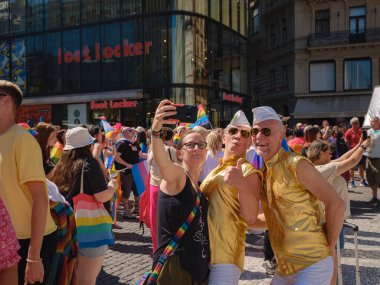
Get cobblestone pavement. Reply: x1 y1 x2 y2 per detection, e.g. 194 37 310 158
98 184 380 285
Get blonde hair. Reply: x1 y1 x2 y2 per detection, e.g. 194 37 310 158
192 126 210 138
206 131 223 156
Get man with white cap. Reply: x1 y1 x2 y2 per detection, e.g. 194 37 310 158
252 106 344 285
364 111 380 206
201 110 261 285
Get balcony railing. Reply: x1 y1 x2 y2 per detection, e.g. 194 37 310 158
308 28 380 47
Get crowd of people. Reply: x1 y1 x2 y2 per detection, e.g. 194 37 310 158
1 78 379 285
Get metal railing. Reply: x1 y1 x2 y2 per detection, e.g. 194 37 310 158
308 28 380 46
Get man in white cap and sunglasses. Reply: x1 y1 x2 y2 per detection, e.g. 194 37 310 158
251 106 344 285
201 110 261 285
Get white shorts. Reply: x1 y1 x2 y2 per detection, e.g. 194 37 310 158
209 263 241 285
271 256 334 285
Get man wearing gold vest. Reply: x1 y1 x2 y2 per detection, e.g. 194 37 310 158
201 111 261 285
251 106 344 285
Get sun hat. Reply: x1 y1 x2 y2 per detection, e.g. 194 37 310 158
227 110 251 129
252 106 282 125
63 127 96 151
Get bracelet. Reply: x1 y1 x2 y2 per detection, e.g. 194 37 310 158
26 258 42 263
151 128 166 139
361 144 367 150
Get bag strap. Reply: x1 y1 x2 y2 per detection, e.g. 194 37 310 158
147 171 201 284
80 163 85 194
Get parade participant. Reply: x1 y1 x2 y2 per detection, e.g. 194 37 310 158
0 80 57 285
150 100 210 284
287 128 305 155
35 122 58 175
306 138 371 285
88 125 108 178
345 117 368 187
252 106 344 285
49 127 118 285
201 110 261 285
199 131 224 182
365 114 380 206
321 120 332 141
147 127 180 253
50 129 66 165
114 127 147 218
301 125 320 156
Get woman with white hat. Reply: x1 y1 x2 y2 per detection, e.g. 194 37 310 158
49 127 118 285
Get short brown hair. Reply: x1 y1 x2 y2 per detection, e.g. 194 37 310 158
307 140 330 162
0 80 23 108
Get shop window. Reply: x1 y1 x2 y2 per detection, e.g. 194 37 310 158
121 0 142 16
62 0 79 27
81 0 101 23
62 30 80 92
102 0 120 19
27 0 44 32
10 0 25 32
81 27 101 91
45 0 61 29
0 0 9 35
310 61 335 92
0 41 10 80
349 6 366 43
27 35 45 95
101 23 122 90
210 0 220 21
122 19 143 88
45 32 61 93
344 58 371 90
315 9 329 37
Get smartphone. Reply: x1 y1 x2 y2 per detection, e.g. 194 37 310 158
362 130 368 140
165 104 198 123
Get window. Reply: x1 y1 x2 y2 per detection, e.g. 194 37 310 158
270 69 275 89
45 0 61 29
349 6 366 42
10 0 26 32
222 0 230 27
282 19 287 43
62 30 80 91
210 0 220 21
281 65 288 87
27 0 44 31
315 9 329 37
0 0 9 34
270 25 275 48
310 62 335 92
81 0 101 23
252 7 260 34
62 0 79 26
81 27 101 90
344 58 371 90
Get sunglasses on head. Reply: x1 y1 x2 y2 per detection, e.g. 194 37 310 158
227 127 252 138
252 127 272 137
182 142 207 150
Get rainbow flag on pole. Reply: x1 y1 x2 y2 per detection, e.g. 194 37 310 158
131 160 149 196
194 104 210 126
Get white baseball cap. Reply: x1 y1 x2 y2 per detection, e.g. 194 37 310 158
63 127 96 151
227 110 251 129
252 106 282 125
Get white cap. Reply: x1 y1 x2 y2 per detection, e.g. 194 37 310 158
252 106 282 125
227 110 251 129
63 127 96 151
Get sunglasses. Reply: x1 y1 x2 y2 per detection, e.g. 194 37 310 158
227 127 252 138
182 142 207 150
252 127 272 137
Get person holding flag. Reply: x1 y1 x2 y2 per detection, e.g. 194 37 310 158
201 110 261 285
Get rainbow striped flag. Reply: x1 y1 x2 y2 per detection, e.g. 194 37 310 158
131 160 149 196
99 116 114 133
173 133 181 145
179 105 210 128
50 143 63 165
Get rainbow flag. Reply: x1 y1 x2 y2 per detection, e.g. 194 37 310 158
173 133 181 145
194 104 210 126
105 155 114 170
131 160 149 196
50 143 63 165
99 116 114 133
18 123 38 136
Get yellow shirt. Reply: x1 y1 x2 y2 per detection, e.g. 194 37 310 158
0 125 56 239
201 156 260 271
262 148 330 276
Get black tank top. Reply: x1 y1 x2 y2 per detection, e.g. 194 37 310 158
153 176 210 282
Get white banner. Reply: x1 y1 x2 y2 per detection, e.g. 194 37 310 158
363 86 380 128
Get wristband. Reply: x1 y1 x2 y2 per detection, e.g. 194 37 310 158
26 258 42 263
151 128 166 139
361 144 366 150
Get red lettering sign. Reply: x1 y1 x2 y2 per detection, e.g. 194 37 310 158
223 93 243 104
58 40 153 64
90 100 137 110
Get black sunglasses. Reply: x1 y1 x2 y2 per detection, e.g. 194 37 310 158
227 127 252 138
252 127 272 137
182 142 207 150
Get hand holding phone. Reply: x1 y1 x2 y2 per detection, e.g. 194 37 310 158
362 130 368 140
165 104 198 123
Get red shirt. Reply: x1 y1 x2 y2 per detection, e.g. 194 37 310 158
345 127 362 149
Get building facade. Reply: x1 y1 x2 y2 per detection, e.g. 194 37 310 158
0 0 250 128
249 0 380 124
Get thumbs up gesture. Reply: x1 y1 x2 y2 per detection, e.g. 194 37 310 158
224 158 244 188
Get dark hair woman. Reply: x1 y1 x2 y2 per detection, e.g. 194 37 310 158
49 127 118 285
301 125 321 157
35 122 57 174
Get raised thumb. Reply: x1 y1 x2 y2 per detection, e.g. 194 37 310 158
236 158 244 169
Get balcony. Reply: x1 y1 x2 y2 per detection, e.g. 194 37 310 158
308 28 380 47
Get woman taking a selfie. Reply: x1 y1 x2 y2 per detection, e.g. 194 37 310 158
148 100 210 284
